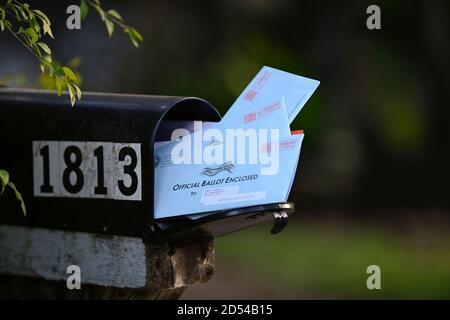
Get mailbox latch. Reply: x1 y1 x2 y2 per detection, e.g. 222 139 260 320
270 211 289 235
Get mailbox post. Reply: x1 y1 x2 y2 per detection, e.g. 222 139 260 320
0 88 293 299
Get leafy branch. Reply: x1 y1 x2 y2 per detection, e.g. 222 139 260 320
0 0 143 217
84 0 143 47
0 0 143 107
0 170 26 216
0 0 81 106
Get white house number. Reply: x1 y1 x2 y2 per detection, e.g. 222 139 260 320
32 141 142 201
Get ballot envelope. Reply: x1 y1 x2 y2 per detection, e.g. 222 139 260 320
153 66 319 220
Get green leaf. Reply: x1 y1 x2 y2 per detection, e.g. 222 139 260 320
80 0 89 20
7 181 26 217
42 20 54 39
40 63 45 75
30 17 41 36
32 43 42 58
0 169 10 195
54 65 65 78
55 77 63 96
74 84 82 100
62 67 77 81
0 170 26 216
43 54 52 64
105 18 114 37
28 10 35 21
67 84 76 107
25 27 38 43
130 27 143 41
37 42 51 55
125 27 143 48
48 64 54 76
3 20 12 31
0 8 5 20
15 4 28 20
32 9 51 25
107 9 123 21
0 20 4 32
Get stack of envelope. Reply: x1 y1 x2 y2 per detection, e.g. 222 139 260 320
154 66 319 219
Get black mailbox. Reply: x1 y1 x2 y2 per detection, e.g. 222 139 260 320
0 88 294 239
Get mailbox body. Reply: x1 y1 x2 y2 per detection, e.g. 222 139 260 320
0 88 221 237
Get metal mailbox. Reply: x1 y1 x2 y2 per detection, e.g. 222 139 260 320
0 88 293 240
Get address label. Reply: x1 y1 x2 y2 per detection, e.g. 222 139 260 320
32 141 142 201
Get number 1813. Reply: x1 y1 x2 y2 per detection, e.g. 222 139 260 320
32 141 142 201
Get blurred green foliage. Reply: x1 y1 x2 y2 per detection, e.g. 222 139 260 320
217 221 450 298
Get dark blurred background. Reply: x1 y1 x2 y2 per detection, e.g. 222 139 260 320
1 0 449 298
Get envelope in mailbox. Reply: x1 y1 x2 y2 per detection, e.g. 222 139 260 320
154 133 304 219
153 66 319 219
222 66 319 124
203 96 291 136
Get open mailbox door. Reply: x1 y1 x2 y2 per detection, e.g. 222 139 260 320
0 88 295 241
